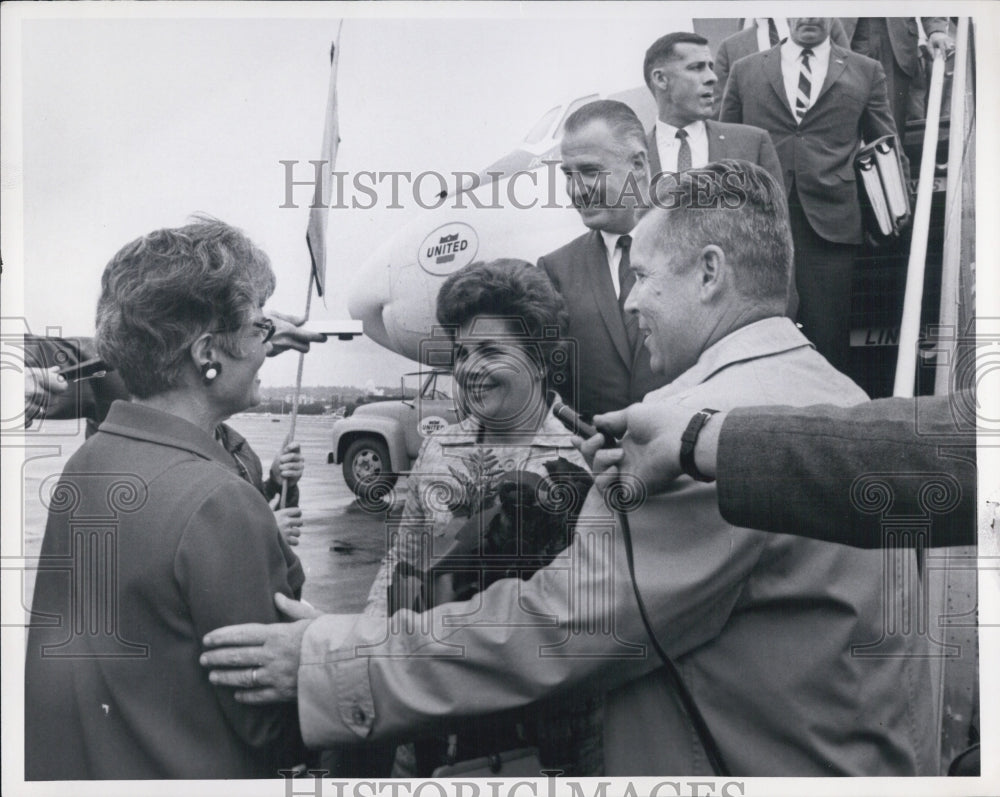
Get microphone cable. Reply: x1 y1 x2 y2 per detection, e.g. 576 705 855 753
612 490 731 777
551 396 731 776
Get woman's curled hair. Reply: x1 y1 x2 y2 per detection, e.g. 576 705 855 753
436 259 570 395
95 217 275 398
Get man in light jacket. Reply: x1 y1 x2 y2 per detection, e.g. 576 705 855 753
201 162 936 776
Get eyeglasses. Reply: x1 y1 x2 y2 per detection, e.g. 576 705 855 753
252 318 276 343
211 317 275 343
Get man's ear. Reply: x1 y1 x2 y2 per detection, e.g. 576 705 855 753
697 245 726 300
650 65 670 93
631 149 650 180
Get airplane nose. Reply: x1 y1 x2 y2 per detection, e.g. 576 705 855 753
344 170 584 364
347 237 395 351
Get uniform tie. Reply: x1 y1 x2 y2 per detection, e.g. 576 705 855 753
795 47 814 122
675 128 692 172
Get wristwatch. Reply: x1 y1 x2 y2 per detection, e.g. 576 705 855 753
680 408 719 482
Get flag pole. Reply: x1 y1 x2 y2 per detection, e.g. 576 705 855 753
279 271 315 508
279 24 343 508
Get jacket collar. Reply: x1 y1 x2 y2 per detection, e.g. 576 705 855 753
215 422 248 456
98 400 237 470
659 317 814 395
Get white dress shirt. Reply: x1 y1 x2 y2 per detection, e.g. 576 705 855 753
754 17 789 52
599 229 628 298
654 119 709 174
780 35 831 121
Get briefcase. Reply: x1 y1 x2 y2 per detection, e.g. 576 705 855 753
854 134 911 238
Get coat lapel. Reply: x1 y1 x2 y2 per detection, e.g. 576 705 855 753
646 127 662 177
762 46 795 122
704 119 727 160
584 231 632 368
812 43 849 108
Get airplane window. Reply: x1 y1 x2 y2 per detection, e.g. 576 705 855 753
523 105 561 145
554 94 600 139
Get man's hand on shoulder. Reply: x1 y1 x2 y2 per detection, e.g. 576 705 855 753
200 594 321 703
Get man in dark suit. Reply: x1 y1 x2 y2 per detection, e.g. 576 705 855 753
588 393 975 549
713 19 849 112
642 31 783 186
537 100 665 419
721 17 902 371
840 17 952 137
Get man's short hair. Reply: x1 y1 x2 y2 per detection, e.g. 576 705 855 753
648 160 792 302
561 99 647 156
643 32 709 90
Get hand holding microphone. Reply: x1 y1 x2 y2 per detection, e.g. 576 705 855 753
559 395 724 498
551 397 625 498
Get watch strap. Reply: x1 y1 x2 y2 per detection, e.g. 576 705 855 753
680 408 719 482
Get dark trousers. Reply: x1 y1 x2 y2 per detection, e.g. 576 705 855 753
787 187 857 372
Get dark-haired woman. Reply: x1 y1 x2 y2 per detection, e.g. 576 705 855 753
364 259 603 777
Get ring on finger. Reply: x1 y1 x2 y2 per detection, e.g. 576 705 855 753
250 668 258 688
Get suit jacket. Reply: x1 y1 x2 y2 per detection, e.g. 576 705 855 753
714 19 849 112
841 17 950 77
537 230 666 418
645 118 783 186
717 393 976 548
720 42 899 245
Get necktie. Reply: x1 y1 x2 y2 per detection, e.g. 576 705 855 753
767 18 780 47
617 235 634 309
795 48 813 122
617 235 639 352
676 128 692 172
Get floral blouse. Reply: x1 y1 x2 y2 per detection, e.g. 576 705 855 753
364 408 588 618
362 408 603 777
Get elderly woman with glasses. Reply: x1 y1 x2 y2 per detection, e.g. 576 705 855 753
25 218 308 780
22 332 309 545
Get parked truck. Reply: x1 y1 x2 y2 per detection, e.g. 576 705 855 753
327 370 458 500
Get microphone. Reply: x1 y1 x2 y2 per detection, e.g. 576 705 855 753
550 395 618 449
